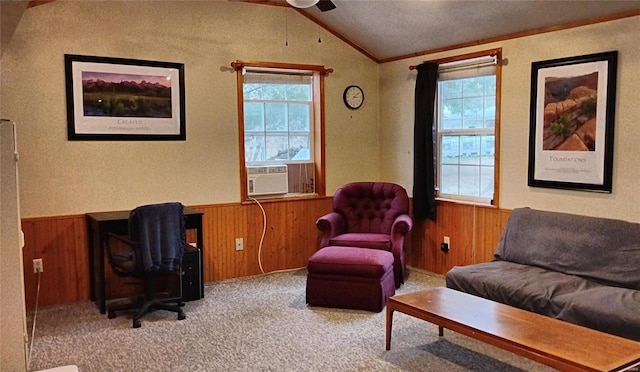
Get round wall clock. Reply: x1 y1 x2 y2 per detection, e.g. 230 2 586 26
343 85 364 110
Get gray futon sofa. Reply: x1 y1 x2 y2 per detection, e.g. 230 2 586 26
446 207 640 341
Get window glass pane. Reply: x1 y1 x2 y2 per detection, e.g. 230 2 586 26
459 164 480 196
441 80 462 99
460 136 480 165
288 103 310 131
265 103 286 131
440 164 459 195
286 84 311 101
480 135 495 165
480 166 494 199
463 78 483 97
245 134 265 162
442 98 462 130
244 103 264 131
484 75 496 95
484 98 496 128
289 135 310 160
441 136 459 164
265 134 289 160
244 83 264 100
440 80 462 130
462 97 483 129
263 84 286 100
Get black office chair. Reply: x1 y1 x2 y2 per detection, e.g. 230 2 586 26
105 202 187 328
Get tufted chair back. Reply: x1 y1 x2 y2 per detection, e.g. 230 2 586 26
333 182 409 234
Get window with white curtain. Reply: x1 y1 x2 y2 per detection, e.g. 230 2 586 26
436 53 500 205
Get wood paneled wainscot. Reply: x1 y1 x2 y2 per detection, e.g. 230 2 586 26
407 201 511 275
21 197 333 308
22 215 90 310
21 197 511 309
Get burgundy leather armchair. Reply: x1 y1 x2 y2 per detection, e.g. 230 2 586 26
316 182 413 287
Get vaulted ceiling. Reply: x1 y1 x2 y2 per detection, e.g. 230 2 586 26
254 0 640 62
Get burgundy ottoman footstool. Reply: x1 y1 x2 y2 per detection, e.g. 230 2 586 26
306 246 395 312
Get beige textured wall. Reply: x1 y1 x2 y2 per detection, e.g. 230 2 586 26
380 16 640 222
0 1 380 218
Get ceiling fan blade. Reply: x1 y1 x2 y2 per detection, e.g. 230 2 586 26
316 0 336 12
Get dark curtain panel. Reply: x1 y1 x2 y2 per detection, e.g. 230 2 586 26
413 63 438 220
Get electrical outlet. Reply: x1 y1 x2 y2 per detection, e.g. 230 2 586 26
441 236 451 253
33 258 43 273
440 242 449 252
235 237 244 251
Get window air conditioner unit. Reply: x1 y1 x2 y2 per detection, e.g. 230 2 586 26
247 165 288 196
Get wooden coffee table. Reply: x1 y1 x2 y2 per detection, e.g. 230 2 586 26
386 287 640 372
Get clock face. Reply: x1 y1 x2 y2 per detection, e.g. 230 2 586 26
343 85 364 109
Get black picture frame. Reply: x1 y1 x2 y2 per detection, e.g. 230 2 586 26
527 51 617 193
65 54 185 141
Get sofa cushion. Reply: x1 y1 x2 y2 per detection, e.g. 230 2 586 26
329 233 391 250
446 261 590 316
494 208 640 290
554 286 640 341
447 261 640 341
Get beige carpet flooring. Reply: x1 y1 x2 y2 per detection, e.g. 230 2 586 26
28 268 555 371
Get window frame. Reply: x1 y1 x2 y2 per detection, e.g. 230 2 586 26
234 61 327 202
434 49 502 207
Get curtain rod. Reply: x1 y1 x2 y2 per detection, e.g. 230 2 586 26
231 60 333 75
409 54 498 71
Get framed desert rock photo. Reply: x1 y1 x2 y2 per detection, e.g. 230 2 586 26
528 51 617 192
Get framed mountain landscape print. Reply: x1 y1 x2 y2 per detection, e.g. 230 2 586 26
65 54 185 141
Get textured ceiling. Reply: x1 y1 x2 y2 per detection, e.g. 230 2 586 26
298 0 640 62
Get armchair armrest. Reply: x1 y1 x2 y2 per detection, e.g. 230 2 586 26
316 212 346 248
391 214 412 235
390 214 413 256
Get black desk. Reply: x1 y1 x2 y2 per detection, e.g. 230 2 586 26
86 207 204 314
